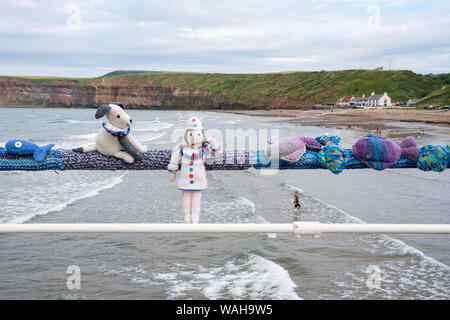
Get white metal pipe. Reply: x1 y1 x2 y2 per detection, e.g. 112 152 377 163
319 223 450 234
0 223 294 234
0 222 449 235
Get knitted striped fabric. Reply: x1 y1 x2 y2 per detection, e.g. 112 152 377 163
1 137 448 172
0 149 63 171
0 149 446 171
316 135 340 147
417 145 449 172
352 134 401 170
62 149 253 171
316 135 347 174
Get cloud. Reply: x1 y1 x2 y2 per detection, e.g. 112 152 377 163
0 0 448 76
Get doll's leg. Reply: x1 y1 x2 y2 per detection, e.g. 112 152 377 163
182 191 192 223
190 191 202 224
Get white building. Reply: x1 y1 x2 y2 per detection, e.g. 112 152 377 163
336 96 354 107
350 94 368 107
334 92 392 108
367 91 392 107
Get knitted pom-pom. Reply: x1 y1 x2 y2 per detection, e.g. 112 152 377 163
399 136 419 162
417 145 449 172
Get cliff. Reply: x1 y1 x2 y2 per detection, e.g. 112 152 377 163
0 77 215 109
0 70 446 109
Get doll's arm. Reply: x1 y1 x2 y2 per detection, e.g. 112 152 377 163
168 147 182 180
206 137 221 158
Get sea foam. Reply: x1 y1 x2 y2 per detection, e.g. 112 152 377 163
282 182 450 299
1 173 126 224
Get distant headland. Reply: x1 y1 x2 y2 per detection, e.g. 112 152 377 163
0 69 448 109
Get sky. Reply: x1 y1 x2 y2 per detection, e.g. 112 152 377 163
0 0 449 77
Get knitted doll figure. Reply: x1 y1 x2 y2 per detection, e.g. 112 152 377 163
168 117 221 223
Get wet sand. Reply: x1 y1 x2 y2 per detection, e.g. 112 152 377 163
220 108 450 135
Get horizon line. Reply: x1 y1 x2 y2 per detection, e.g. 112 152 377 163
0 68 438 79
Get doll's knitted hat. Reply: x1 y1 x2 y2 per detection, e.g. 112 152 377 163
186 116 203 130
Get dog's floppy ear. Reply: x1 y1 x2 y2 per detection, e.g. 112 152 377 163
95 104 112 119
110 101 125 109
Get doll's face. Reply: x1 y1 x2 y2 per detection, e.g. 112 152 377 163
185 129 204 148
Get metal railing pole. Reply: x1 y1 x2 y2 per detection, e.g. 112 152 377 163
0 222 449 236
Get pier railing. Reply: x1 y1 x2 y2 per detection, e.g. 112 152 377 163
1 222 449 237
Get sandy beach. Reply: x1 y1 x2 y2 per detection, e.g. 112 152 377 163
221 108 450 135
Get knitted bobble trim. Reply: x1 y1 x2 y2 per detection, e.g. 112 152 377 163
102 122 131 137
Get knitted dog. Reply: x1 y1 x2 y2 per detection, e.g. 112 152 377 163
73 102 147 163
168 116 220 223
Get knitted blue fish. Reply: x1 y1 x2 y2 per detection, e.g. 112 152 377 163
5 139 54 162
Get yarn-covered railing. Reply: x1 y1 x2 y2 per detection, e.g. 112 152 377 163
0 134 448 173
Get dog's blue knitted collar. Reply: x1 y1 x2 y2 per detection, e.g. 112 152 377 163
102 122 131 137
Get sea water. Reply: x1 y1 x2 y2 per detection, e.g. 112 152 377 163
0 107 448 299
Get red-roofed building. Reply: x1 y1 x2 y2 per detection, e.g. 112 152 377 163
336 96 354 107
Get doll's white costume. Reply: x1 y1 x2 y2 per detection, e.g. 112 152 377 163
168 117 220 223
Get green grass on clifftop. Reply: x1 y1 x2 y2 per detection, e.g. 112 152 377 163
2 69 448 108
93 69 445 107
417 85 449 106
